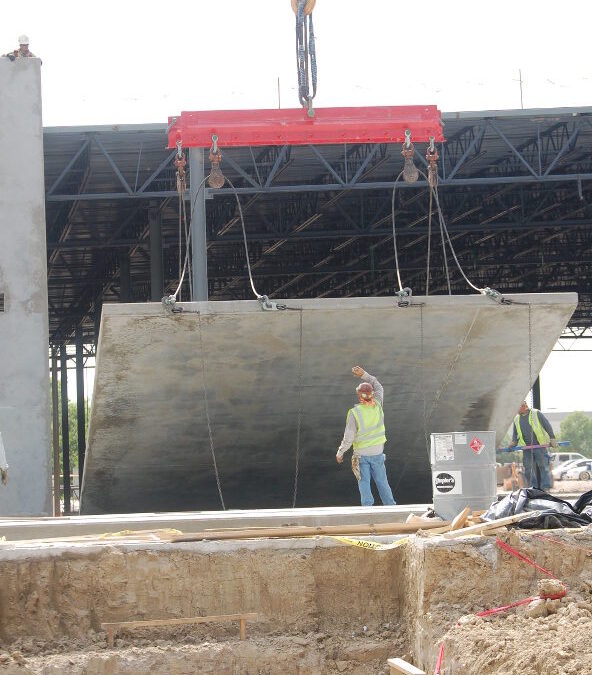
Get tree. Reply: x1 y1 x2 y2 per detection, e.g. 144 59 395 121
49 381 89 474
559 411 592 458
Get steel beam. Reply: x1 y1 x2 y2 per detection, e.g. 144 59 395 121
45 171 592 201
60 344 71 515
51 350 61 516
76 327 86 484
119 251 131 302
168 106 444 148
149 207 164 301
189 148 208 300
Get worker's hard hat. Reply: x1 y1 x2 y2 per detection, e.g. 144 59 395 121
18 35 29 45
356 382 374 400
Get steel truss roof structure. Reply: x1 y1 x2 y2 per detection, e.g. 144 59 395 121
44 107 592 345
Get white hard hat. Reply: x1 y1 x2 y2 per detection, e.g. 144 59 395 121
18 35 29 45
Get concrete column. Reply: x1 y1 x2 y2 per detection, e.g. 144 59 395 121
119 252 131 302
149 207 163 301
75 327 86 484
60 344 71 515
94 295 102 347
51 349 61 516
0 57 51 514
189 148 208 300
532 376 541 410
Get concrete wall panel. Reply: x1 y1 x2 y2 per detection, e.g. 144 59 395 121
81 294 576 513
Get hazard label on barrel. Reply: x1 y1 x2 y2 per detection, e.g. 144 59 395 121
470 437 484 454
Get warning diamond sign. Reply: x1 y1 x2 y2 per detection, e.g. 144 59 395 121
470 437 484 454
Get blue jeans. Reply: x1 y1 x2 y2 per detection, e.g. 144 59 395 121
357 454 396 506
523 448 552 490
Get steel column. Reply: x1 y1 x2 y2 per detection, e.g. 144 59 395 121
119 252 131 302
51 349 61 516
75 327 86 484
149 207 164 301
532 376 541 410
189 147 208 300
60 344 71 515
94 295 102 346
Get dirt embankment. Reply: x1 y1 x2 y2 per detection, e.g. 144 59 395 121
1 528 591 674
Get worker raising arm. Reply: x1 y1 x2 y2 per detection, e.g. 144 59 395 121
336 366 396 506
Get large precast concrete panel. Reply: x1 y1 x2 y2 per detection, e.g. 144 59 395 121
0 58 51 514
81 293 576 514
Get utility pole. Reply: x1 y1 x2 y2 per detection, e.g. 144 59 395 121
516 69 524 109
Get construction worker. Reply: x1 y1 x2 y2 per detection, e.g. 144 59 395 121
0 432 8 485
336 366 396 506
509 401 557 490
3 35 36 61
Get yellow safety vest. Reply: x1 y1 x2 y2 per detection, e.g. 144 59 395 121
348 402 387 451
513 409 549 447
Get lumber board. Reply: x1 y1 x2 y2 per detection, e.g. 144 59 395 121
450 505 471 531
387 657 426 674
171 520 451 542
442 512 533 539
101 612 258 647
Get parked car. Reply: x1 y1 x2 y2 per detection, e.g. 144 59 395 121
549 452 585 467
563 461 592 481
552 458 584 480
554 458 592 481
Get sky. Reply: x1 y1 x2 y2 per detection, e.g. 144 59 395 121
3 0 591 126
5 0 591 411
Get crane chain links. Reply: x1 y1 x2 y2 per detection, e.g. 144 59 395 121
295 0 318 115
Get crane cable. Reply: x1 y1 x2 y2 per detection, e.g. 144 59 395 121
294 0 318 114
390 164 487 297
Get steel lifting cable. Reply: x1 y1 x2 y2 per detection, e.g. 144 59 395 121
171 175 209 302
430 184 483 295
197 309 226 510
176 146 304 507
425 190 433 295
390 171 406 294
224 176 264 300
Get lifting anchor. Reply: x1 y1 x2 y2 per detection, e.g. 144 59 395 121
207 134 225 189
426 137 438 188
401 130 419 184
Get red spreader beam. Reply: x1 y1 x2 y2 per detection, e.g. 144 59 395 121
167 105 444 149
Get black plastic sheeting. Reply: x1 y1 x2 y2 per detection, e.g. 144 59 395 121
483 488 592 529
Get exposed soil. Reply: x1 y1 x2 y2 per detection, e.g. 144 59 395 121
0 527 591 674
440 584 592 674
0 631 406 674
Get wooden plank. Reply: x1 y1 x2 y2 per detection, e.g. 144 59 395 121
172 520 451 543
101 612 258 646
387 657 426 674
450 506 471 531
442 511 533 539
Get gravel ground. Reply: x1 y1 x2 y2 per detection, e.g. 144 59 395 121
550 479 592 494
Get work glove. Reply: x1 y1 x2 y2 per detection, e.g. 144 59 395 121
549 438 558 448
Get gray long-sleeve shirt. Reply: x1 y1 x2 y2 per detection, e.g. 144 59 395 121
0 432 8 471
511 408 555 446
337 372 385 458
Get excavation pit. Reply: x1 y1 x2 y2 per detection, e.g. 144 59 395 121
1 523 591 674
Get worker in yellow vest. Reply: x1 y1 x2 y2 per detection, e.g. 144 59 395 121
509 400 557 490
336 366 396 506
